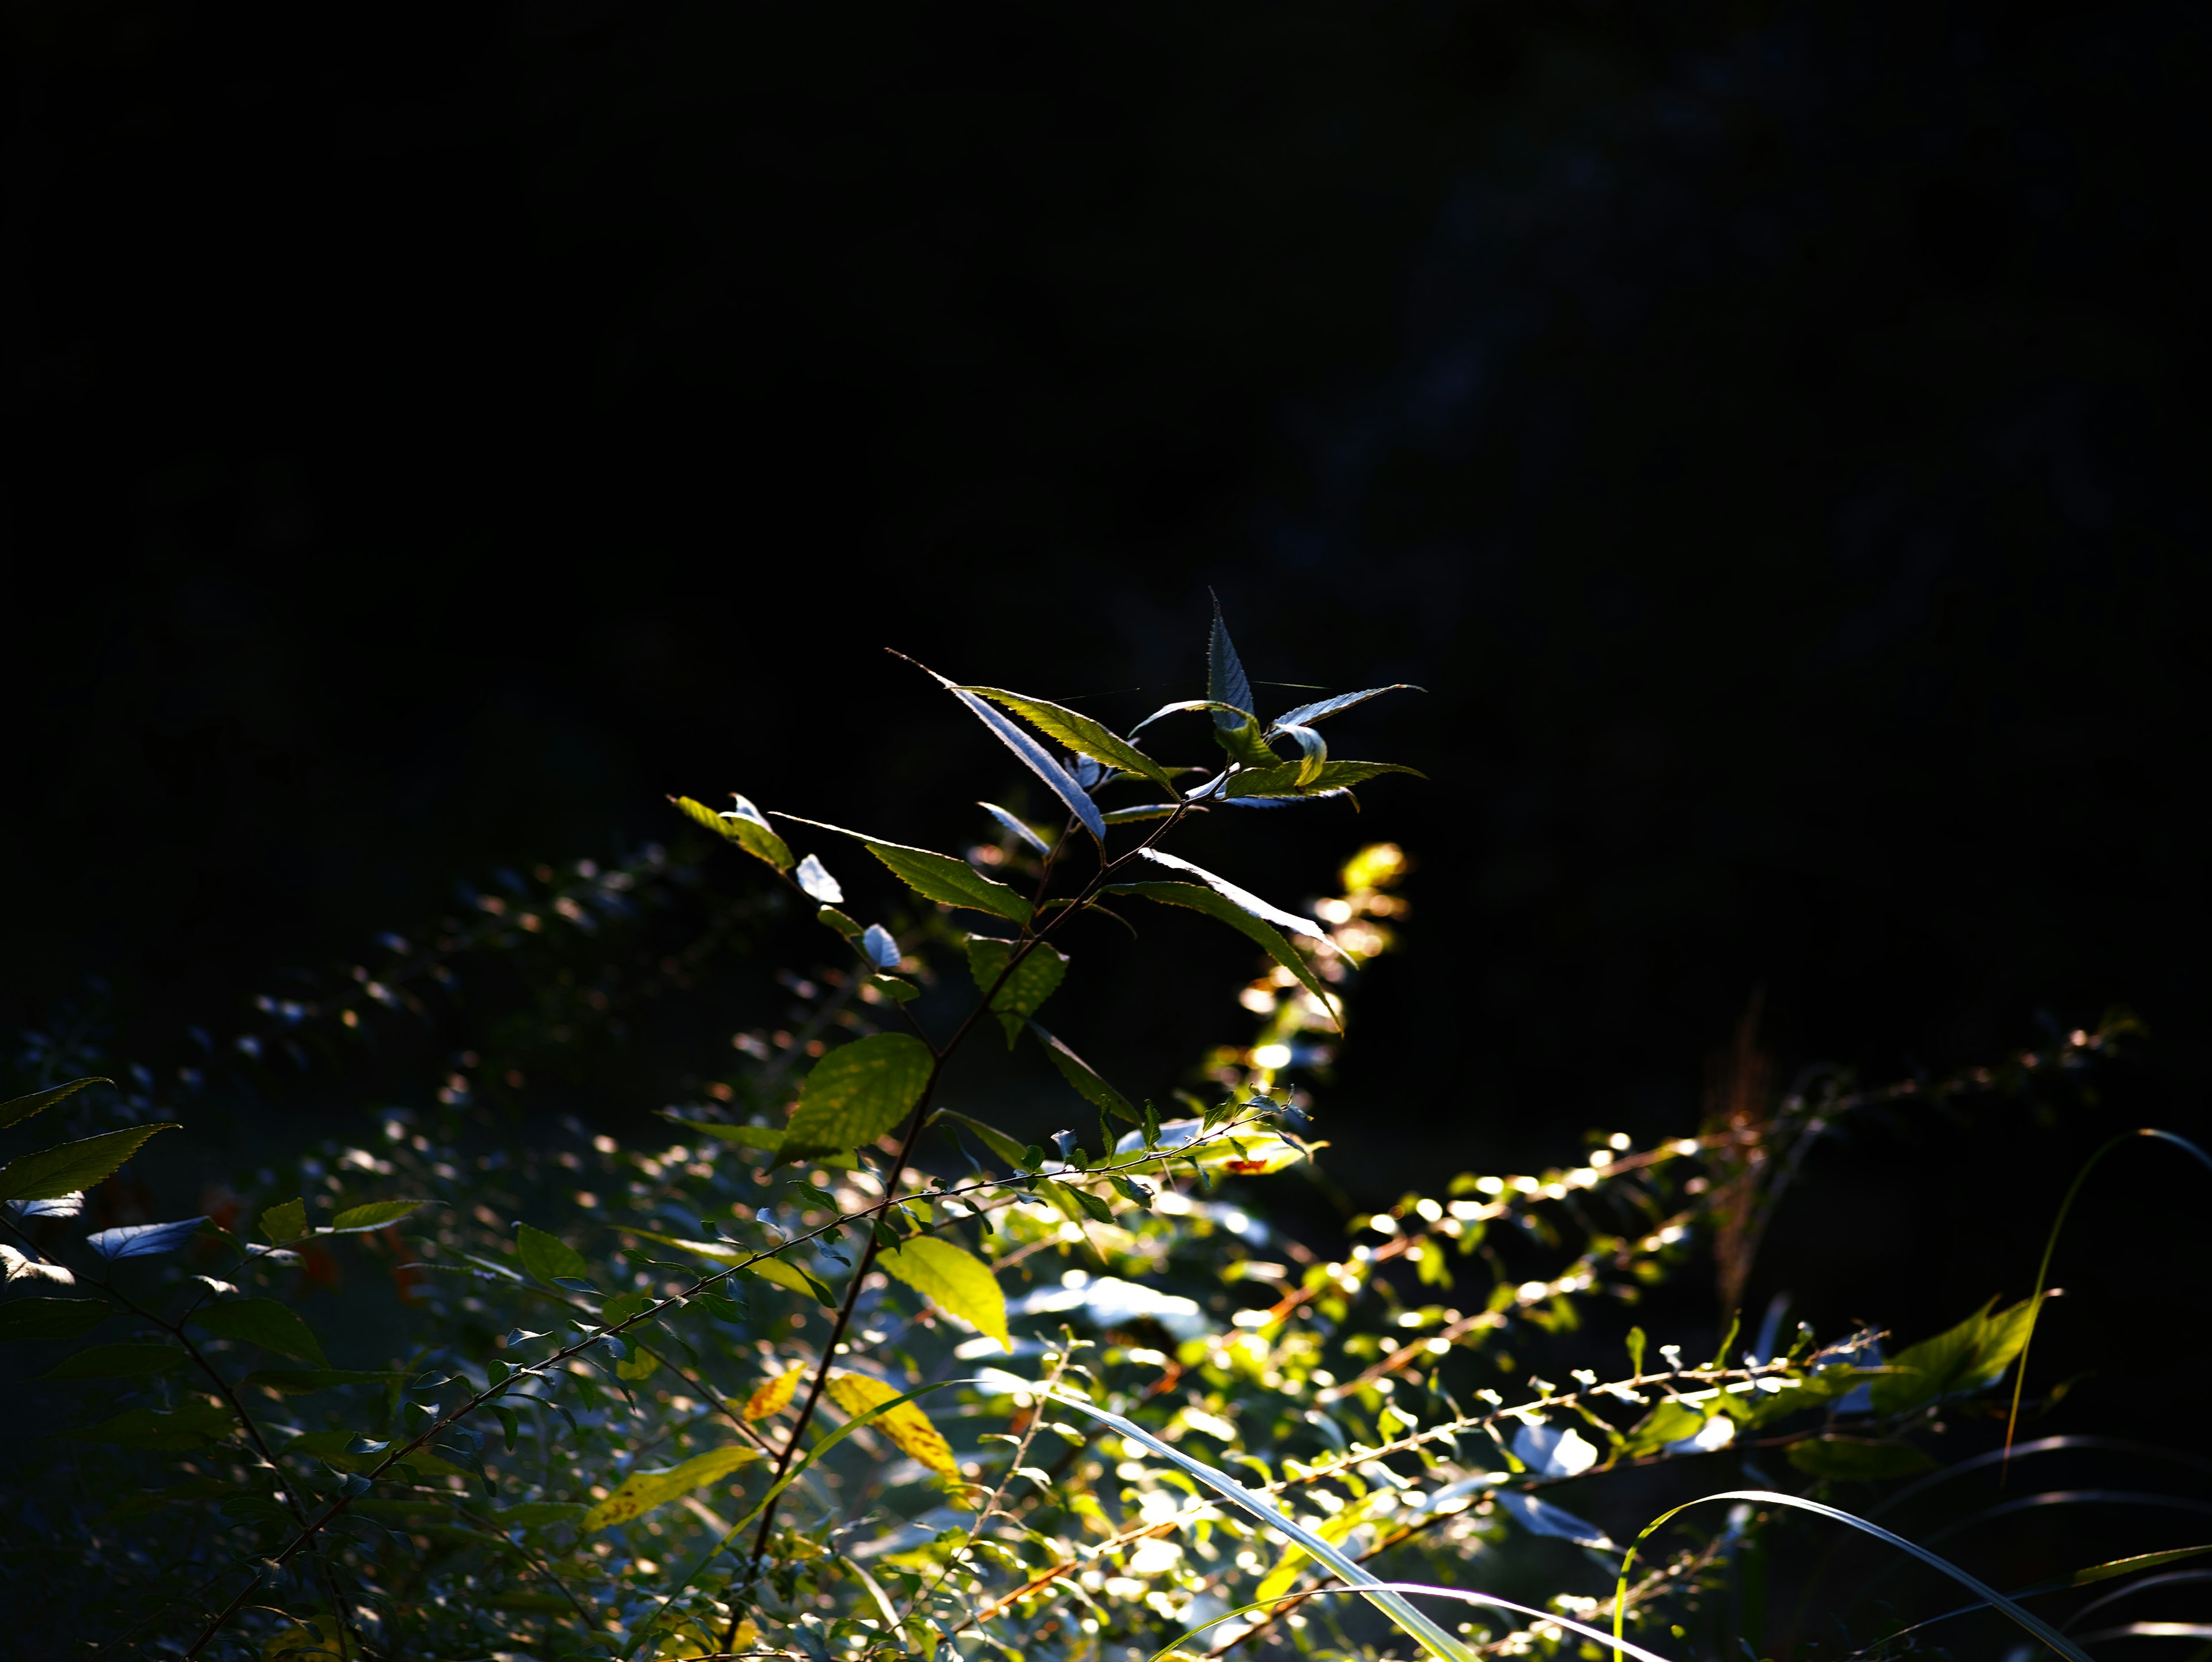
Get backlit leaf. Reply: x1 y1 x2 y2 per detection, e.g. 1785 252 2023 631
1267 685 1423 732
39 1343 183 1381
964 937 1069 1046
1105 880 1340 1029
774 815 1032 923
260 1197 308 1244
1223 759 1426 798
1207 593 1254 733
672 793 796 871
584 1443 763 1529
0 1297 114 1341
744 1362 807 1421
677 1120 785 1155
1873 1297 2040 1415
1133 849 1330 942
0 1122 180 1201
0 1076 111 1130
878 1235 1009 1350
960 690 1179 792
945 684 1106 845
782 1032 935 1157
817 904 863 938
861 924 901 969
1275 721 1328 785
86 1217 209 1260
1029 1023 1136 1122
796 854 845 904
329 1199 429 1232
978 800 1054 855
192 1298 328 1365
827 1371 959 1478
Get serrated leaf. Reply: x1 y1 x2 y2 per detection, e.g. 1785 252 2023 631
0 1122 180 1202
1224 759 1426 798
39 1342 184 1381
826 1372 958 1478
192 1298 328 1365
584 1443 762 1529
1102 881 1341 1030
329 1199 429 1232
943 684 1107 845
0 1297 114 1341
1267 685 1424 732
242 1368 408 1394
795 853 845 904
744 1362 807 1421
878 1235 1009 1350
671 793 794 871
782 1032 935 1158
960 691 1179 792
934 1110 1029 1171
978 800 1053 855
86 1216 210 1259
65 1401 234 1451
963 936 1069 1046
0 1076 111 1130
1134 849 1331 942
514 1222 592 1288
774 815 1032 923
1128 698 1255 739
1786 1437 1938 1480
1207 593 1253 732
260 1197 308 1244
1028 1024 1136 1121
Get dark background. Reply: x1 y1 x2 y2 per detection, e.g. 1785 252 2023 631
5 3 2209 1408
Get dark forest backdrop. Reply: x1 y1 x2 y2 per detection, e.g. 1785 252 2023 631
4 3 2209 1414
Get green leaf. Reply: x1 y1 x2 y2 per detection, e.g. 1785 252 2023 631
817 905 864 938
936 680 1106 845
286 1428 465 1478
191 1298 329 1365
1623 1400 1707 1455
0 1297 114 1341
242 1368 407 1394
1787 1437 1939 1480
260 1197 308 1244
515 1222 592 1288
978 800 1054 855
964 936 1069 1046
1225 759 1426 798
934 1110 1029 1171
1105 880 1341 1030
65 1401 234 1451
1134 849 1331 942
772 814 1031 923
745 1255 837 1305
1267 686 1425 732
39 1343 184 1381
328 1199 428 1232
1207 592 1255 732
959 690 1179 792
671 793 793 872
870 974 920 1004
678 1120 782 1154
493 1500 587 1532
1873 1297 2040 1415
782 1032 934 1159
1028 1023 1136 1122
0 1122 180 1202
878 1235 1010 1349
0 1076 111 1130
584 1443 763 1530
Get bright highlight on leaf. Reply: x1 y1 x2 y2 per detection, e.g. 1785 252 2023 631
878 1234 1010 1350
744 1362 808 1421
795 854 844 904
582 1444 763 1530
0 1076 111 1130
0 1122 180 1202
825 1372 959 1479
774 813 1032 923
959 688 1180 791
1107 880 1341 1030
670 793 794 871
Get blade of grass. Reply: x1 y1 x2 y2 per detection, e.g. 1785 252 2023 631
1154 1583 1680 1662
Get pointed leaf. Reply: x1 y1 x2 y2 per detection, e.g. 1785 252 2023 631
86 1217 209 1260
584 1443 762 1530
328 1199 429 1232
514 1222 592 1289
1029 1023 1136 1122
671 794 794 871
1128 698 1256 739
1267 685 1424 732
934 1110 1030 1171
795 854 844 904
1274 722 1328 785
744 1362 808 1421
817 904 863 938
1225 759 1426 798
860 924 902 970
978 800 1053 856
964 937 1069 1046
39 1343 184 1381
773 815 1032 923
0 1123 179 1202
878 1235 1010 1350
959 690 1179 793
825 1371 959 1477
1874 1297 2039 1415
782 1032 935 1158
946 687 1106 845
0 1298 115 1341
191 1297 328 1365
1105 880 1340 1029
1134 849 1330 942
260 1197 309 1244
0 1076 111 1130
1207 593 1254 732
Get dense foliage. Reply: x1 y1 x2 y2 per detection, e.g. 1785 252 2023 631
3 609 2203 1662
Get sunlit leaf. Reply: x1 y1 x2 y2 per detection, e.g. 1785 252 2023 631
860 923 902 970
979 800 1053 855
817 904 863 938
286 1427 465 1478
584 1443 762 1530
1128 698 1256 739
774 814 1032 923
1267 684 1423 732
260 1197 308 1244
826 1372 959 1478
1134 849 1330 942
515 1222 592 1288
1224 759 1426 798
796 854 845 904
934 1110 1029 1171
1105 880 1340 1030
1787 1437 1938 1479
328 1199 429 1232
959 690 1180 792
1872 1296 2040 1415
1274 721 1328 785
964 936 1069 1046
783 1032 935 1158
744 1363 808 1422
86 1217 209 1260
878 1235 1010 1350
38 1343 183 1381
0 1122 180 1202
191 1297 328 1365
944 684 1106 845
671 793 794 872
1029 1023 1136 1122
0 1076 111 1130
1207 593 1255 733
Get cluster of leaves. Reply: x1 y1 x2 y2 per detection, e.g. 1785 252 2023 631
3 607 2205 1662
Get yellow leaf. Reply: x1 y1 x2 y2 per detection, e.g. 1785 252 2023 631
878 1235 1010 1350
263 1618 343 1661
825 1372 958 1479
582 1444 763 1530
743 1362 806 1421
